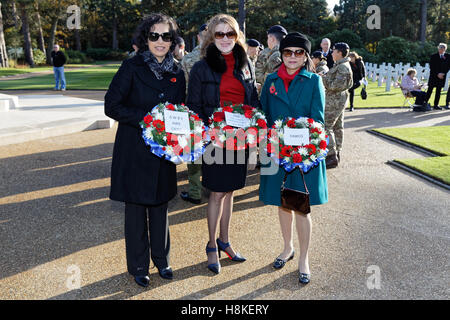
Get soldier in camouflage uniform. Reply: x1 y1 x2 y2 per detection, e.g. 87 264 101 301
321 42 353 169
255 25 287 88
246 39 261 68
179 24 208 205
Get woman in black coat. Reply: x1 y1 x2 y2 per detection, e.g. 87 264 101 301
104 13 186 287
187 14 261 274
348 52 366 111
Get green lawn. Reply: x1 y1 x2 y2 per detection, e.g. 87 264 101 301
0 64 120 90
372 126 450 185
352 81 448 109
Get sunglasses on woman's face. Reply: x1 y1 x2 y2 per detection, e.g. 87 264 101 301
282 49 306 58
148 32 172 42
214 31 237 40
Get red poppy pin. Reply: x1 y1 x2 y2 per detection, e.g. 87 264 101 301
269 82 277 95
170 77 177 83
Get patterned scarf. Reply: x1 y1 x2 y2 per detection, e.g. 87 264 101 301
140 50 177 80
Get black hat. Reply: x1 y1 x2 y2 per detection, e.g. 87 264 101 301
199 23 207 32
267 25 288 36
247 39 261 48
312 50 325 60
279 32 311 54
175 36 185 45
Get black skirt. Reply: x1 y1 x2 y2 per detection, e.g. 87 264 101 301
202 146 248 192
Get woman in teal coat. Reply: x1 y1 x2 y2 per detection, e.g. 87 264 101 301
259 33 328 284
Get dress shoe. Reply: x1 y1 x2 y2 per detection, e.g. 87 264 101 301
273 251 295 269
326 154 339 169
216 238 246 262
349 106 354 111
180 191 201 204
299 273 311 284
206 244 221 274
158 267 173 280
444 105 449 110
433 105 442 110
134 275 150 287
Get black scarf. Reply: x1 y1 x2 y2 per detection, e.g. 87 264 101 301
140 50 177 80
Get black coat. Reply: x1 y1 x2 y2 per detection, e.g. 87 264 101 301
104 54 186 205
350 58 366 83
187 43 261 123
323 49 334 70
428 52 450 87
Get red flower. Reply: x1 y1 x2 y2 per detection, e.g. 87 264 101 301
319 140 327 150
213 112 225 122
293 154 303 163
222 106 234 113
287 119 296 128
307 144 316 154
281 146 292 157
256 119 267 129
152 120 165 132
166 104 175 110
244 110 253 119
307 118 314 124
223 125 233 131
170 77 177 83
242 105 253 111
143 114 153 125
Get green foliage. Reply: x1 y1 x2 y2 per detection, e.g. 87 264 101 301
376 37 439 65
32 49 47 66
321 28 364 49
64 50 92 64
85 48 128 61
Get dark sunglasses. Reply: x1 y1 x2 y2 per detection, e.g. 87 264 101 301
282 49 306 58
214 31 237 40
148 32 172 42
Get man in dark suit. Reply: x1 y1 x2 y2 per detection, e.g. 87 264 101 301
425 43 449 110
320 38 334 70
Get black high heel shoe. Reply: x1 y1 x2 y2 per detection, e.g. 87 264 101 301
134 275 150 287
273 251 295 269
216 238 246 262
206 244 221 274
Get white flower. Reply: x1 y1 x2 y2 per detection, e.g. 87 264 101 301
155 112 164 121
303 159 312 167
310 138 319 145
274 119 283 129
144 128 153 140
284 157 291 163
310 155 317 162
165 146 174 155
299 147 309 156
194 125 203 134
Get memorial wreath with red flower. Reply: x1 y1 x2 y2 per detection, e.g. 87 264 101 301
140 102 208 164
266 116 329 172
208 104 268 150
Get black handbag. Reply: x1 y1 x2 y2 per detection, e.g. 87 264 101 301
361 85 367 100
280 167 311 214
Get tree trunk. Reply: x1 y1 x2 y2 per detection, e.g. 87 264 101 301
35 1 46 53
19 3 34 67
12 0 20 29
420 0 427 45
75 29 82 51
0 2 9 67
46 17 59 64
238 0 246 35
112 1 119 50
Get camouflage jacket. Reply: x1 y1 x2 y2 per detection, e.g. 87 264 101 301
181 45 202 88
322 57 353 95
255 45 281 85
315 60 329 75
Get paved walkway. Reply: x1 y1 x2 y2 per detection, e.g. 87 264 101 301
0 94 449 300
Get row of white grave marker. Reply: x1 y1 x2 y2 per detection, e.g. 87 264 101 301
364 62 450 92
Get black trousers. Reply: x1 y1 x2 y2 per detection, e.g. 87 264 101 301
124 202 170 276
348 82 361 107
425 85 442 107
410 90 427 105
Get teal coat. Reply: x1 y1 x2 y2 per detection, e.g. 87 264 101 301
259 68 328 207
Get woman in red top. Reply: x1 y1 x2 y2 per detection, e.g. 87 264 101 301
187 14 261 274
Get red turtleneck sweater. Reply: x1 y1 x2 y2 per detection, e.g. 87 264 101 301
219 52 245 106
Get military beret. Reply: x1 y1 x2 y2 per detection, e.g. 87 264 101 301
333 42 350 52
247 39 261 48
267 25 288 36
279 32 311 54
312 50 326 60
